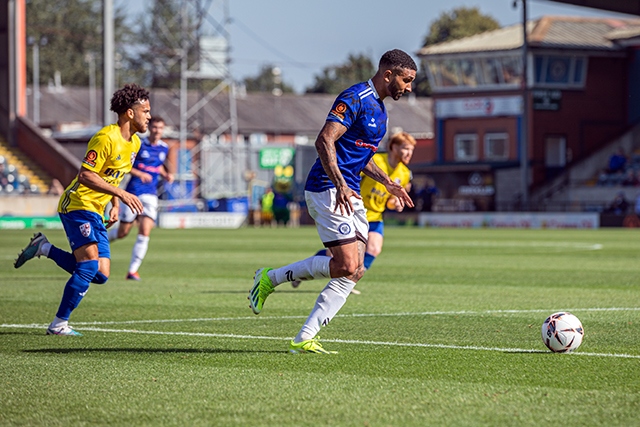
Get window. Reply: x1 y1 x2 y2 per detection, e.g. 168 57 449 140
459 59 479 87
454 134 478 161
484 133 509 160
481 58 502 85
427 61 442 87
545 136 566 167
425 54 522 92
500 57 522 85
534 55 587 88
441 59 461 87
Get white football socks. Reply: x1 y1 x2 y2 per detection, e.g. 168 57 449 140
268 255 331 287
128 235 149 274
294 276 356 343
40 242 51 257
107 226 120 242
49 316 68 329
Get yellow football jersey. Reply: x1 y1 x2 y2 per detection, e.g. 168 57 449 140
59 124 141 215
360 153 412 222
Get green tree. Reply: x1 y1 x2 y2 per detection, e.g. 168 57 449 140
414 7 500 96
125 0 229 91
243 65 294 94
125 0 190 88
26 0 130 86
423 6 500 47
305 53 375 94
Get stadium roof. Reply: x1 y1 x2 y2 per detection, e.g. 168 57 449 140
547 0 640 16
35 88 433 139
417 16 640 56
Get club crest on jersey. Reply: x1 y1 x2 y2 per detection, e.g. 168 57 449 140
338 222 351 235
82 150 98 168
79 222 91 238
130 152 137 164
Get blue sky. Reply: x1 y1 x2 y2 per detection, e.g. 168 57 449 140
119 0 634 93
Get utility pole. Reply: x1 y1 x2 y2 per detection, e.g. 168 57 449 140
103 0 114 125
520 0 529 209
32 40 39 124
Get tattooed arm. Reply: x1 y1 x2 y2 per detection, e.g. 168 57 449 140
315 121 362 215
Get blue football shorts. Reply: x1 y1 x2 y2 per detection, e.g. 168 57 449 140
368 221 384 236
59 210 110 258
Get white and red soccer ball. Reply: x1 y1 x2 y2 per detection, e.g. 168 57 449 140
541 312 584 353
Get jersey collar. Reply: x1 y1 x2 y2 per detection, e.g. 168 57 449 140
142 137 162 146
367 79 381 99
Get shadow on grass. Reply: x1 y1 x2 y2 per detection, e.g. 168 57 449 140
24 347 284 354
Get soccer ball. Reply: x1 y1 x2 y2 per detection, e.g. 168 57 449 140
541 312 584 353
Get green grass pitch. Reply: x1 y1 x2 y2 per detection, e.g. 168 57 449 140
1 226 639 426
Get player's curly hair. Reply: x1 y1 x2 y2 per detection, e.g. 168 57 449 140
379 49 417 72
110 84 150 115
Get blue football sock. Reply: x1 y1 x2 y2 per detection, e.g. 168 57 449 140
55 259 98 321
92 271 108 284
48 246 76 274
363 252 376 270
49 246 108 284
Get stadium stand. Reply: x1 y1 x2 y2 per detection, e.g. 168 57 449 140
595 149 640 187
0 136 51 194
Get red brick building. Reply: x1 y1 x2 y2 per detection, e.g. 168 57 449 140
417 16 640 211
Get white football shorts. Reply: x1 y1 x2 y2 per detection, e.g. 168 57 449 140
119 193 159 223
305 188 368 248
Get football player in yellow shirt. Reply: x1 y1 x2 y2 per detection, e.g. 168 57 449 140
359 131 415 270
292 131 416 293
14 84 149 336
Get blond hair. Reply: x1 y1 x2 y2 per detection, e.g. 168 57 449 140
388 132 416 150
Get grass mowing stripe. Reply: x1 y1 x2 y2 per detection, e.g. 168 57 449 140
2 228 638 426
2 323 639 359
43 306 640 326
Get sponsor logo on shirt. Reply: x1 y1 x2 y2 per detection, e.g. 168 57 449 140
354 139 378 152
83 150 98 168
330 102 347 121
368 118 377 128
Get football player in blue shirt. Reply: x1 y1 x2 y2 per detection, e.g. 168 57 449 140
109 116 173 280
248 49 416 354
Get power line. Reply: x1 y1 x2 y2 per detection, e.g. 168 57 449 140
231 17 312 69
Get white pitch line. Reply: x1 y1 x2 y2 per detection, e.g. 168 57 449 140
1 323 638 359
63 306 640 326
